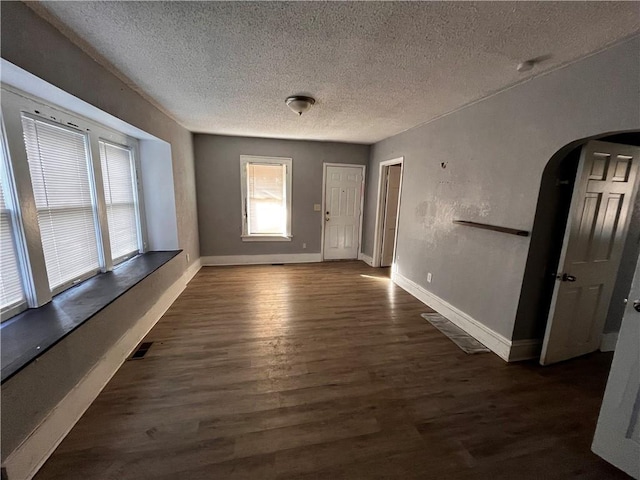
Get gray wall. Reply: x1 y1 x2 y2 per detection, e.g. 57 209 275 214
605 192 640 333
195 134 369 256
362 37 640 341
1 2 199 459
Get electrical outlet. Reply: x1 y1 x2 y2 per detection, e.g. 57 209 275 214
313 204 321 211
302 243 307 249
427 272 432 283
186 253 190 263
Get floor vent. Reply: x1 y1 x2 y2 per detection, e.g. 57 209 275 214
129 341 153 360
271 263 284 266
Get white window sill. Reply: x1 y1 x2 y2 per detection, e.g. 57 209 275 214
241 235 292 242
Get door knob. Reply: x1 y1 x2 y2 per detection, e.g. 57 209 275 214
557 273 576 282
633 300 640 312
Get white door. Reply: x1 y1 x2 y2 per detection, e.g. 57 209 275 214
592 253 640 479
323 165 364 260
381 165 401 267
541 141 640 365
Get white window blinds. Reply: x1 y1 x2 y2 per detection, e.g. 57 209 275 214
247 163 287 235
22 115 101 291
0 160 25 311
99 141 140 261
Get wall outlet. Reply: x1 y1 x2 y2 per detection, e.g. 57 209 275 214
186 253 190 263
313 204 321 211
427 272 432 283
302 243 307 249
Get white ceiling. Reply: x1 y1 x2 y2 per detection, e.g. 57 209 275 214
33 1 640 144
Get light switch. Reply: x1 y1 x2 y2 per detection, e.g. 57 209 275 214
313 204 321 211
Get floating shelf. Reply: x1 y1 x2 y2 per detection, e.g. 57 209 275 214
453 220 529 237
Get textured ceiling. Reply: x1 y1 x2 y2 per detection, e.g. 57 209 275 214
32 1 640 144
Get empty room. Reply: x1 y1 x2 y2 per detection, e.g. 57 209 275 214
1 1 639 479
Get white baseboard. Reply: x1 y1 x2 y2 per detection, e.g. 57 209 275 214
358 252 374 266
508 339 542 362
201 253 322 266
392 271 516 362
600 332 619 352
3 260 201 480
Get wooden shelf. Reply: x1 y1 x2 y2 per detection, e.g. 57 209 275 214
453 220 529 237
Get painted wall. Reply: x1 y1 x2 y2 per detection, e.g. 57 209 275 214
362 37 640 341
0 2 199 459
195 134 369 257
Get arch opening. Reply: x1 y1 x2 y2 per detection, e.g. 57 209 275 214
513 130 640 352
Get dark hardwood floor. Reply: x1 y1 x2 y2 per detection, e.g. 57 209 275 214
34 261 627 479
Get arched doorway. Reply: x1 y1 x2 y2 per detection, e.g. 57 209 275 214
514 131 640 363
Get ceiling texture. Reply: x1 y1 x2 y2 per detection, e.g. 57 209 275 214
32 1 640 144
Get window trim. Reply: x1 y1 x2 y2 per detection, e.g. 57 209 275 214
21 112 105 295
0 109 37 316
98 138 145 265
240 155 292 241
0 85 147 317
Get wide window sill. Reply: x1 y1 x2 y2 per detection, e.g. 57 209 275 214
0 250 180 383
241 235 292 242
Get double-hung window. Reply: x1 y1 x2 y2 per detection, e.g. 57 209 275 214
240 155 292 241
0 135 26 318
100 140 141 263
22 115 101 292
0 86 145 319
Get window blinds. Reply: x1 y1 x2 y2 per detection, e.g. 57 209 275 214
247 163 286 235
0 165 25 311
22 116 101 291
99 141 140 261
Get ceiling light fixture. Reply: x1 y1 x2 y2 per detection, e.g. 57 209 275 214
285 96 315 116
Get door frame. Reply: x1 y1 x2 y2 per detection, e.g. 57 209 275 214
372 157 404 268
320 163 366 261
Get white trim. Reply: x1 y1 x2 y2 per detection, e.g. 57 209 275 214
372 157 404 268
508 339 542 362
599 332 619 352
240 155 292 238
358 252 374 267
392 270 512 361
320 163 366 261
3 259 201 480
1 61 160 142
201 253 321 266
241 235 292 242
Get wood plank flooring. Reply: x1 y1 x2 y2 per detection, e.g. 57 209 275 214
34 262 626 479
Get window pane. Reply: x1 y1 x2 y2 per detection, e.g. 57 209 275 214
247 163 286 235
0 162 25 311
22 116 100 290
99 141 139 261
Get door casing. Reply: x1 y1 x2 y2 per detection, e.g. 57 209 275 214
320 163 366 261
372 157 404 268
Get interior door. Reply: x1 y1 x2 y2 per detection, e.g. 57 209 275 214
591 253 640 479
381 164 401 267
541 141 640 365
323 165 363 260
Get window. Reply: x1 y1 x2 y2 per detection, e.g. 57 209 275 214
0 138 26 318
99 140 141 262
22 115 101 292
0 86 146 319
240 155 292 240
